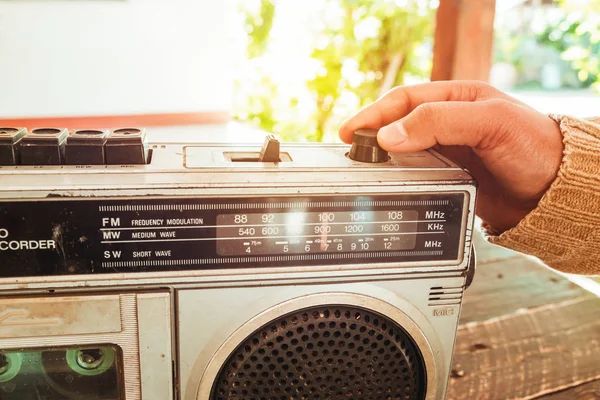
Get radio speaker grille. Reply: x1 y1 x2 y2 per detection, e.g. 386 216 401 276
210 305 426 400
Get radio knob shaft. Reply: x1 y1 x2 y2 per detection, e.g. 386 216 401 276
348 128 388 163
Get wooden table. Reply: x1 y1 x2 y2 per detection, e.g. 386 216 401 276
447 233 600 399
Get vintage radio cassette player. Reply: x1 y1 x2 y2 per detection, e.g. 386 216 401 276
0 127 477 400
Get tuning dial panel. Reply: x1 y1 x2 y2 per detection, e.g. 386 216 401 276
348 128 389 163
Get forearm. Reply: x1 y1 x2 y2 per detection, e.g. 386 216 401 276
483 115 600 275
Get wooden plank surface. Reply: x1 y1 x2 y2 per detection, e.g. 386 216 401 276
448 233 600 399
544 380 600 399
459 244 595 325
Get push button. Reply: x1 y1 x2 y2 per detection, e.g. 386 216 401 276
65 129 109 165
19 128 69 165
105 128 149 165
0 127 27 165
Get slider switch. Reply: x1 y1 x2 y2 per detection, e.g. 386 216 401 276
258 134 281 162
105 128 149 165
65 129 109 165
20 128 69 165
348 128 388 163
0 127 27 165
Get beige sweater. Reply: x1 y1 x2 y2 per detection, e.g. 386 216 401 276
485 115 600 275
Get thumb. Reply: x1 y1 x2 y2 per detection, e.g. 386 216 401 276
377 99 513 152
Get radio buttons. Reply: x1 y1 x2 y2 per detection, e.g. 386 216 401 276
348 128 389 163
0 127 27 165
1 127 150 166
105 128 149 165
65 129 109 165
19 128 69 165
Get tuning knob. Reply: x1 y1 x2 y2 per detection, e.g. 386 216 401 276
348 128 388 163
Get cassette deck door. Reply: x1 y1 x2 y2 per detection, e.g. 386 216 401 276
0 291 174 400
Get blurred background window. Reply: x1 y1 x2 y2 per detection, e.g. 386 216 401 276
0 0 235 127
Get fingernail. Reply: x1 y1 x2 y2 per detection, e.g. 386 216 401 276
378 122 408 147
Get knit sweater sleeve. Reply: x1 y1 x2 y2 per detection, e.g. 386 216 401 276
483 115 600 275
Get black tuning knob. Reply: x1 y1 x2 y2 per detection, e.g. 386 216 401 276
348 128 388 163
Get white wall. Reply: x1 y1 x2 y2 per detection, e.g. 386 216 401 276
0 0 234 118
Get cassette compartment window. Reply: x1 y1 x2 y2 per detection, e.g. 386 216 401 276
0 344 123 400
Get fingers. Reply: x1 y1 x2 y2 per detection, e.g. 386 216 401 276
339 80 499 143
377 99 516 152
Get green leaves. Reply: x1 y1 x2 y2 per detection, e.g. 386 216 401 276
234 0 437 142
240 0 276 59
537 0 600 89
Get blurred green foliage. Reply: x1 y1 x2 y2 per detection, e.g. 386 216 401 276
242 0 276 59
234 0 437 142
551 0 600 89
234 0 279 135
494 0 600 91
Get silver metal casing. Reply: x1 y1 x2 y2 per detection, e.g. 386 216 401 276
0 142 477 400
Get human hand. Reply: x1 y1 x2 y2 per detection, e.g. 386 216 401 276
339 81 564 233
